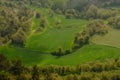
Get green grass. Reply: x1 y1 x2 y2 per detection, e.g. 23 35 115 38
26 24 86 52
1 44 120 66
26 6 87 52
1 6 120 67
32 18 40 30
91 29 120 48
0 45 52 66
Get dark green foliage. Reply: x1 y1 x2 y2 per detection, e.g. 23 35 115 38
65 9 77 19
16 73 31 80
0 54 120 80
73 20 108 50
36 12 41 19
66 74 79 80
10 60 25 75
40 17 46 28
51 48 64 56
111 73 120 80
32 65 40 80
0 54 10 71
0 72 14 80
0 1 33 46
51 48 71 56
91 62 104 72
11 28 27 46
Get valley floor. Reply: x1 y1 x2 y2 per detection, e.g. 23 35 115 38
0 43 120 66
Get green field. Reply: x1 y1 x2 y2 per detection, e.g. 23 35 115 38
1 44 120 66
0 6 120 67
26 6 87 52
91 28 120 48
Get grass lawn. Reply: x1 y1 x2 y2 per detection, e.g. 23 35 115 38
1 6 120 67
1 44 120 66
26 6 87 52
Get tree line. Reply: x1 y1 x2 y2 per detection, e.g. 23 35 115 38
14 0 120 19
0 54 120 80
0 1 34 46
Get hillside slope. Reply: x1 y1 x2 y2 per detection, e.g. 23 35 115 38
1 44 120 66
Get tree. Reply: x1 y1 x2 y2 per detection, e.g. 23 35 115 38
10 60 25 75
65 9 77 19
66 74 79 80
51 0 67 14
32 65 40 80
11 28 26 46
40 17 46 28
0 72 14 80
0 54 10 71
108 16 120 29
86 5 98 19
47 73 63 80
16 73 31 80
36 12 41 19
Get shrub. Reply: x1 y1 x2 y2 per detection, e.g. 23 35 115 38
0 54 10 71
91 62 104 72
65 9 78 19
40 17 46 28
108 16 120 29
36 12 41 19
11 28 26 46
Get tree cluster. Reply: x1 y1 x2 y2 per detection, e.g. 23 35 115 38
0 1 34 46
73 20 108 50
108 16 120 29
12 0 120 19
0 54 120 80
51 48 71 56
86 5 118 19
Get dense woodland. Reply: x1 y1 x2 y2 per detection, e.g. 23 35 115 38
0 54 120 80
0 1 34 46
0 0 120 80
0 0 120 55
0 0 120 48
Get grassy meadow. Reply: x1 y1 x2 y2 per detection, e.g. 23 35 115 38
91 28 120 48
1 44 120 66
26 6 87 52
0 6 120 67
